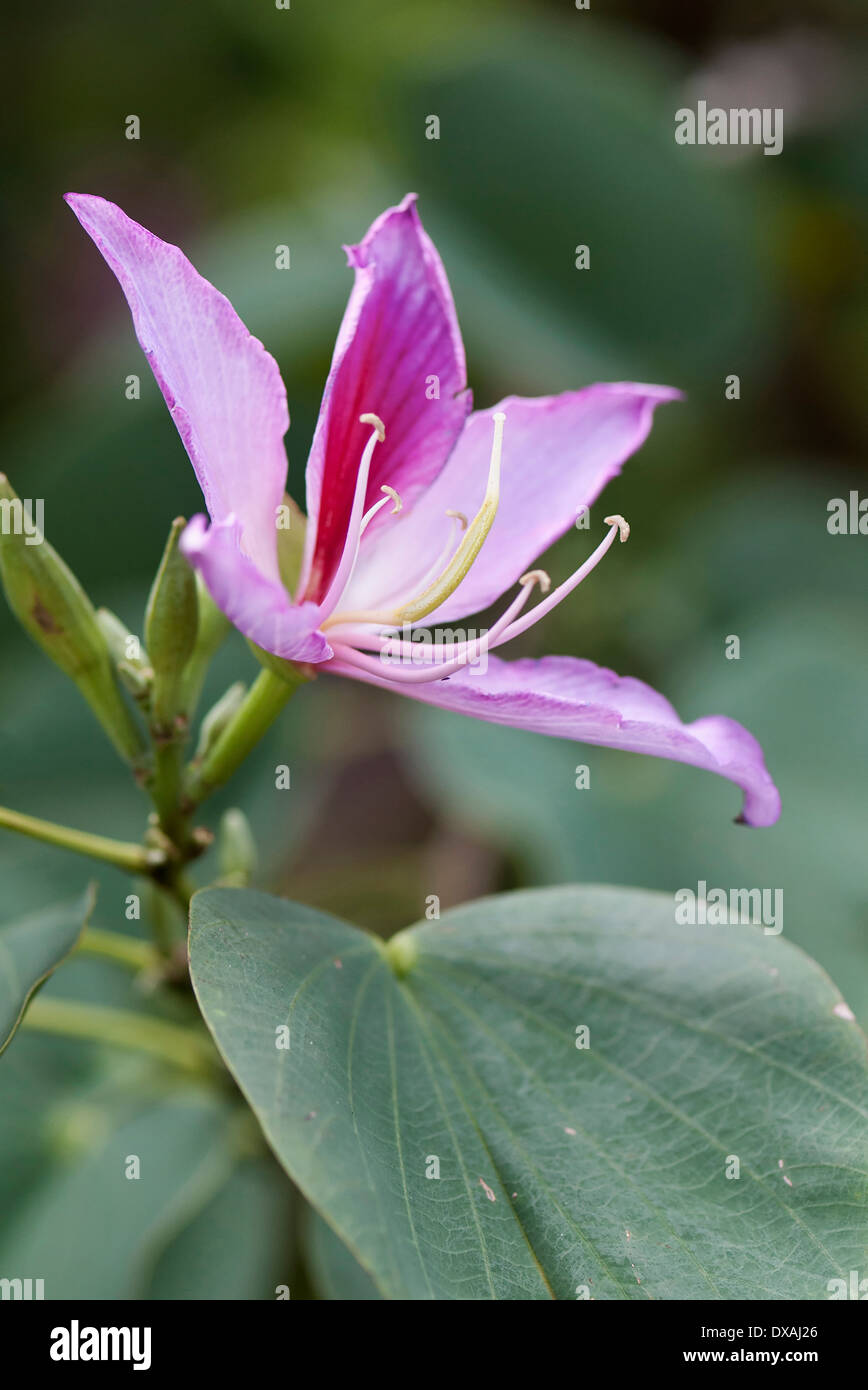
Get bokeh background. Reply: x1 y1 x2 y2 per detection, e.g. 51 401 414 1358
0 0 865 1298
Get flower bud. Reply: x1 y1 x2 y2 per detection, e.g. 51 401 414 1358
96 606 149 672
194 681 247 763
180 573 230 716
218 808 257 886
144 518 198 729
0 474 144 763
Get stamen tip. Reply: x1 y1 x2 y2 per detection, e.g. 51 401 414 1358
381 485 402 514
359 412 386 443
445 508 468 531
604 514 630 542
520 568 551 593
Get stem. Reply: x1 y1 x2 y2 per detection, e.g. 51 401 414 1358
187 666 306 804
0 804 156 874
75 928 158 972
150 733 189 847
22 997 218 1077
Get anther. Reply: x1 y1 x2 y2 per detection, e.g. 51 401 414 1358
604 514 630 542
519 568 551 593
359 412 386 443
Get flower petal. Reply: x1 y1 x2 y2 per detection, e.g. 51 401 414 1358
65 193 288 584
300 194 471 605
181 516 330 663
341 384 681 622
327 652 781 827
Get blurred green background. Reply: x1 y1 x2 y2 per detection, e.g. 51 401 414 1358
0 0 865 1297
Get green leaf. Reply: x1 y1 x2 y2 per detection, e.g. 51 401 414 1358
305 1210 382 1302
147 1158 292 1301
0 887 96 1054
190 885 868 1301
0 1082 234 1299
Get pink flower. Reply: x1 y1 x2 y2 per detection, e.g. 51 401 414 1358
66 192 780 826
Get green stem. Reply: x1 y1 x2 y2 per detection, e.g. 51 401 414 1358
22 997 217 1077
0 804 157 874
75 927 158 972
187 666 306 804
150 734 189 846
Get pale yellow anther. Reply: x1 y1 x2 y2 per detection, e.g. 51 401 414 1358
604 514 630 543
359 412 386 443
445 509 468 531
390 411 506 624
519 568 551 594
381 485 402 514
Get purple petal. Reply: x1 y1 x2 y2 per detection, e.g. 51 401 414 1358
65 193 289 585
328 652 781 827
300 194 471 605
181 517 330 663
342 384 681 622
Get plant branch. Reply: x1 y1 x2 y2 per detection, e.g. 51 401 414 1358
0 804 158 874
75 927 159 972
187 666 306 804
22 996 218 1077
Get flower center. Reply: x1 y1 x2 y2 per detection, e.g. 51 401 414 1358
322 411 505 630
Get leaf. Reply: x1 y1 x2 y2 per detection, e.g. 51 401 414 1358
190 885 868 1300
0 887 96 1054
147 1158 292 1301
305 1210 382 1302
0 1082 234 1299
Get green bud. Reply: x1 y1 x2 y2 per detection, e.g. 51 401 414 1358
116 660 152 703
194 681 247 763
179 573 231 716
0 474 145 763
144 518 198 729
218 808 257 886
275 491 307 593
97 608 152 704
96 607 149 672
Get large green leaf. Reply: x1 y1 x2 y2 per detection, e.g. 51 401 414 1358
0 1019 288 1300
190 885 868 1301
0 1069 234 1299
147 1157 292 1301
305 1209 382 1302
0 887 95 1054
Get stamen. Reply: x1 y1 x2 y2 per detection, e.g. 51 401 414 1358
315 415 386 622
323 507 469 632
487 515 629 650
359 485 402 537
604 513 630 542
331 569 549 681
389 410 506 624
359 412 386 443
